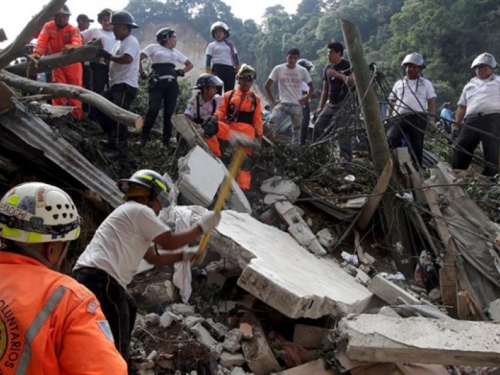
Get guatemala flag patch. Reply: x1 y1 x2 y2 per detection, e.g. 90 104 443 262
97 320 115 342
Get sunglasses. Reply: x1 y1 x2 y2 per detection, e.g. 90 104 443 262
239 75 254 82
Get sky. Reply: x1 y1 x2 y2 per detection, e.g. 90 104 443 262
0 0 301 48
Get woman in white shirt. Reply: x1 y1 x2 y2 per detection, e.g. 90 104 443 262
139 27 193 149
205 21 240 95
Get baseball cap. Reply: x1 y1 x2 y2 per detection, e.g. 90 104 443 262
77 14 94 23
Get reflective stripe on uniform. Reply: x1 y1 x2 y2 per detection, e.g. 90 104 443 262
15 286 67 375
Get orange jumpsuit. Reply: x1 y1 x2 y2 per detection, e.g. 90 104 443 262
0 251 127 374
34 21 83 119
206 87 262 190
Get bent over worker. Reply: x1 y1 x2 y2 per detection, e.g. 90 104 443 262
0 182 127 374
73 169 221 367
202 64 263 190
33 5 83 119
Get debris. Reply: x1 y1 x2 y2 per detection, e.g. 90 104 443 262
219 352 246 368
316 228 336 249
488 299 500 321
341 251 359 266
369 274 420 305
170 303 196 316
239 323 253 340
223 329 242 353
261 176 301 203
276 359 333 375
378 271 405 281
337 314 500 366
292 324 329 348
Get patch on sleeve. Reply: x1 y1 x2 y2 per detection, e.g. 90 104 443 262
86 299 100 314
97 320 115 342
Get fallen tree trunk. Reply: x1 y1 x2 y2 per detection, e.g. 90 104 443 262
5 41 102 77
0 0 66 70
0 70 143 129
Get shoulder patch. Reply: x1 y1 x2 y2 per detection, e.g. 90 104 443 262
86 299 100 314
97 320 115 342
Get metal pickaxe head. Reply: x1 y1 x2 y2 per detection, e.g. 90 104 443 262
228 132 261 151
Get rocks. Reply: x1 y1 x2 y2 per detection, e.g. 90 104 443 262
171 303 196 316
261 176 300 202
316 228 336 249
223 329 242 353
219 352 246 368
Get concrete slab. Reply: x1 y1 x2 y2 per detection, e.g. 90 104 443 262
338 314 500 366
369 274 420 305
208 211 373 319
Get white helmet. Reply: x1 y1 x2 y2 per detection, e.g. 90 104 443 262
210 21 229 38
298 58 314 72
0 182 81 244
471 52 497 69
402 52 425 67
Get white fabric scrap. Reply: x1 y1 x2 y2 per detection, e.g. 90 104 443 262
172 206 193 303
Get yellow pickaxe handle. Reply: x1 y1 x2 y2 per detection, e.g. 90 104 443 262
193 146 247 262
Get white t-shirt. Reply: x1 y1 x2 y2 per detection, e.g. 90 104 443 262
458 74 500 116
206 40 237 66
109 34 140 88
389 76 436 115
184 93 221 120
81 28 117 53
74 201 169 289
268 63 312 104
142 43 188 65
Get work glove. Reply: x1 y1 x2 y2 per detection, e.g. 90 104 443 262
205 66 212 74
198 211 221 234
62 44 75 53
96 49 112 60
175 69 185 77
202 116 219 138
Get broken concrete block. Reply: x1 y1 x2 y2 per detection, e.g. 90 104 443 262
223 329 242 353
488 299 500 321
204 318 230 341
207 211 372 319
183 315 205 329
239 322 253 340
144 313 160 325
220 352 246 368
316 228 336 249
369 274 420 305
160 312 179 328
177 146 252 214
261 176 300 202
276 359 332 374
355 269 371 285
230 367 247 375
240 313 280 375
191 322 218 349
140 280 175 305
292 324 329 348
274 201 326 256
378 306 401 318
264 193 285 205
337 314 500 366
171 303 196 316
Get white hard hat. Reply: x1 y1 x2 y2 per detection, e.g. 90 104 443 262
210 21 229 38
0 182 81 243
402 52 425 67
471 52 497 69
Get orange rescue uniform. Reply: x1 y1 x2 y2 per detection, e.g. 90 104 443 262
34 21 83 119
206 87 262 190
0 252 127 375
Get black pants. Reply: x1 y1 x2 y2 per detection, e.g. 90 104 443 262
96 83 137 155
90 62 110 95
73 267 136 366
452 113 500 176
141 80 179 145
212 63 235 95
387 113 428 167
300 103 310 144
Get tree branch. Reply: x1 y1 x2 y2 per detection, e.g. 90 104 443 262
0 70 143 129
0 0 67 70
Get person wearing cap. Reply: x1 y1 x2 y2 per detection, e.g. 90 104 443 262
387 52 436 167
440 102 454 134
265 47 314 145
0 182 127 374
201 64 263 190
452 52 500 176
206 21 240 94
81 8 117 95
77 14 94 32
93 10 141 156
73 169 221 365
33 5 83 119
138 27 194 149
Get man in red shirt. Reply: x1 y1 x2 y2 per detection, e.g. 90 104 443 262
34 5 83 119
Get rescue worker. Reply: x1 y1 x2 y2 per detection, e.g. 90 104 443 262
313 42 355 165
81 8 117 95
33 5 83 119
440 102 454 134
202 64 263 190
138 27 194 149
205 21 240 95
184 73 223 134
94 10 141 156
452 52 500 177
76 14 94 32
73 169 221 366
388 52 436 167
298 58 315 144
265 48 314 144
0 182 127 374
